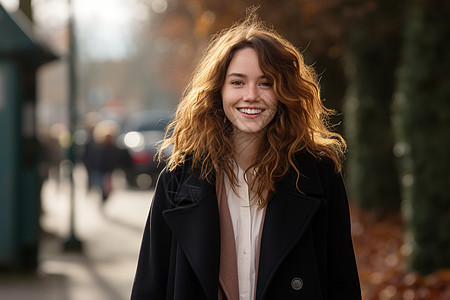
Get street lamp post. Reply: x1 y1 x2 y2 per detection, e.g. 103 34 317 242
63 0 82 252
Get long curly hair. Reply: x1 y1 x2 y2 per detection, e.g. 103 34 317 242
158 10 346 206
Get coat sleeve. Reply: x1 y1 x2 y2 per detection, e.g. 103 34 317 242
325 168 362 299
131 168 178 299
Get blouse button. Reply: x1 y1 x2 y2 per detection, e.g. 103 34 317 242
291 278 303 290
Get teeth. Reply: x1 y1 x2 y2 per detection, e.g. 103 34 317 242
238 108 263 115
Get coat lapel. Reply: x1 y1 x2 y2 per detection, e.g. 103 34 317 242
163 173 220 300
256 157 324 299
160 153 326 300
216 172 240 300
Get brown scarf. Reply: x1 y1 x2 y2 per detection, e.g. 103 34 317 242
216 172 266 300
217 171 240 300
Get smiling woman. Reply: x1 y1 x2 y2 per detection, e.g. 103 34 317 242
131 8 361 300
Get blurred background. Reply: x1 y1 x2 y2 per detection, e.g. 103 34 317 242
0 0 449 299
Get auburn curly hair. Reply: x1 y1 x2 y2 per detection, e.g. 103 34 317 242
158 10 346 207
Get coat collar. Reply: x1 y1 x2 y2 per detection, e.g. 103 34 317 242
162 153 324 300
162 172 220 300
256 157 324 299
256 155 324 299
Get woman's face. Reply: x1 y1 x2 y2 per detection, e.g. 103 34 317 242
221 47 278 138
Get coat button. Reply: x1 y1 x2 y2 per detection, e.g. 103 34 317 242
291 278 303 290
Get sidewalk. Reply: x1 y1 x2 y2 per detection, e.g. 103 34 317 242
0 166 153 300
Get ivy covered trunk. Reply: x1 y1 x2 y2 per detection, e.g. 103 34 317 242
343 0 402 210
393 0 450 274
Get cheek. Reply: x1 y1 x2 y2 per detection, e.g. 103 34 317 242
268 105 278 122
221 90 234 117
266 95 278 122
267 93 278 112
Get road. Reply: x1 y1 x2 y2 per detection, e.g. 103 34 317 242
0 165 153 300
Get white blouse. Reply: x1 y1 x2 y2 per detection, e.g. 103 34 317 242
224 165 265 300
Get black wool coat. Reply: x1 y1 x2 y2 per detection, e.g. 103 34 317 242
131 152 362 300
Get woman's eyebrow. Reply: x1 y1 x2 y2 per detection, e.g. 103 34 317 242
226 73 267 79
227 72 246 78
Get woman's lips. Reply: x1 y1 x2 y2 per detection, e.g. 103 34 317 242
237 107 264 115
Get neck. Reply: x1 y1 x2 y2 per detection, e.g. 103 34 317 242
232 131 263 171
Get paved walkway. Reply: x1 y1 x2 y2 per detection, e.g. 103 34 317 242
0 166 153 300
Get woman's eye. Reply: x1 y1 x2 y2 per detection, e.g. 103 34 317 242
260 82 272 87
231 81 243 86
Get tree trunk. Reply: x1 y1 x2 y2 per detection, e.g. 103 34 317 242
393 0 450 274
343 0 403 210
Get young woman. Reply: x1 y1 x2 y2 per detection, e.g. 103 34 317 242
131 11 361 300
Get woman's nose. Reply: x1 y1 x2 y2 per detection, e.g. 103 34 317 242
244 85 259 101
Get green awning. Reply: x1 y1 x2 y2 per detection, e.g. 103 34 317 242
0 4 57 65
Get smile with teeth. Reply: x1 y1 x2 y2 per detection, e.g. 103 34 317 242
238 108 264 115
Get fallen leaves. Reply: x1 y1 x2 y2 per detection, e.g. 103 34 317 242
350 205 450 300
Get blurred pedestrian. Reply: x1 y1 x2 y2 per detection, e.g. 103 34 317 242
132 9 361 300
81 112 101 191
84 119 121 201
38 123 65 185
